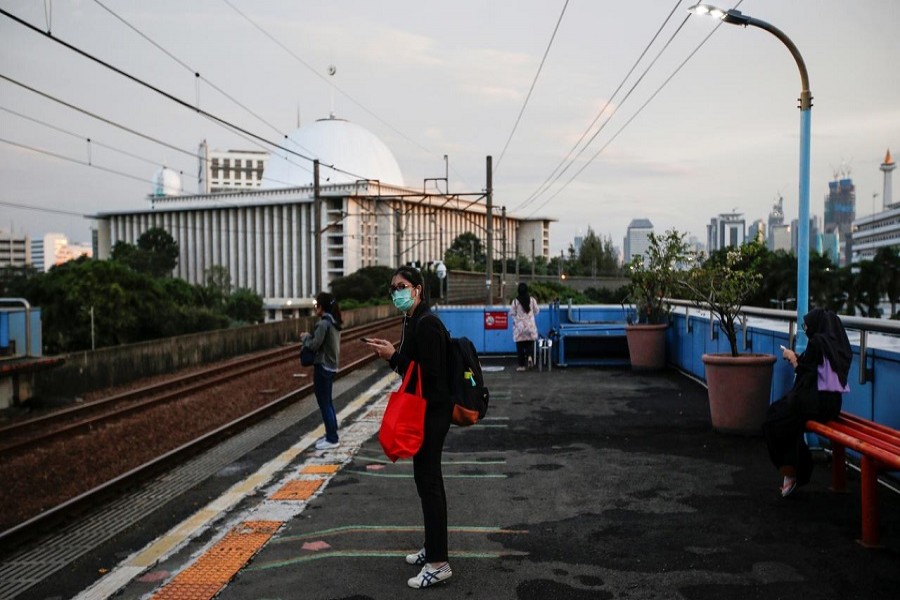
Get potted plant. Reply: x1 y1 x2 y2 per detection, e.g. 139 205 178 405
624 229 690 370
678 243 776 434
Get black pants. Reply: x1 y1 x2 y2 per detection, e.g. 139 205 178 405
763 390 842 483
516 340 535 367
413 400 453 563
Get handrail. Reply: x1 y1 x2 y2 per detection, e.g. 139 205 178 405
664 297 900 385
0 298 32 359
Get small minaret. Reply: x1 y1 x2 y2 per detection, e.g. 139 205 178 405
881 148 895 209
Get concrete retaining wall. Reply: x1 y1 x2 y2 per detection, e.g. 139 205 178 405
35 304 395 400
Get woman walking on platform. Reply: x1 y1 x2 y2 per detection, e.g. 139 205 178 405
365 266 454 589
510 282 539 371
301 292 342 451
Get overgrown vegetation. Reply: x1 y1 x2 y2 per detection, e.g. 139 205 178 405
1 228 263 353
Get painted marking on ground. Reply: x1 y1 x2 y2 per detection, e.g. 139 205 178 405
270 479 324 501
149 521 280 600
73 372 396 600
250 525 529 571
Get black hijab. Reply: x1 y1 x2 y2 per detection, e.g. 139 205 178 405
516 282 531 314
804 308 852 387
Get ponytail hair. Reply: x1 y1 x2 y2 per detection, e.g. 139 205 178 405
315 291 343 330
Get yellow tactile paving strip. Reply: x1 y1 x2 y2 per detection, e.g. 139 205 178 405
150 521 280 600
271 479 324 501
301 463 340 474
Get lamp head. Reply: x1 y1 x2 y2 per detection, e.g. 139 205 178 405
688 4 751 25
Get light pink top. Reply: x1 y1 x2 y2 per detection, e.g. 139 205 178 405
510 297 540 342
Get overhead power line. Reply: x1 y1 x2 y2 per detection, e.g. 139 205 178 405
90 0 292 144
494 0 569 175
0 7 373 183
526 14 725 218
513 0 684 212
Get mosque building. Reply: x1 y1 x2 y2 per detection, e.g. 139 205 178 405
92 116 553 318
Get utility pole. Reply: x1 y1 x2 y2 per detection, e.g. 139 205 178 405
314 160 321 294
531 238 536 281
501 205 507 302
485 155 493 306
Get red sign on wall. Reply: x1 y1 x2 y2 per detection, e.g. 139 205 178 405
484 311 509 330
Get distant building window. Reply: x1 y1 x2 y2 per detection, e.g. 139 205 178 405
223 159 231 179
235 159 242 180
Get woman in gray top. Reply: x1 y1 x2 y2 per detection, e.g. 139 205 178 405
302 292 342 450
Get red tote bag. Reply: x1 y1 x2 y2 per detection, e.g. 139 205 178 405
379 361 426 462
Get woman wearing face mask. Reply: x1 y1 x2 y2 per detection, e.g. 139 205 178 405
365 266 453 589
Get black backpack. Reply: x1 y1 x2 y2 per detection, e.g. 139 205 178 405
447 335 490 426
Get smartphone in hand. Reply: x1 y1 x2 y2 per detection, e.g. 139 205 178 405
779 344 787 352
361 337 372 343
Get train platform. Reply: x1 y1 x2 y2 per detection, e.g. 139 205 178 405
14 359 900 600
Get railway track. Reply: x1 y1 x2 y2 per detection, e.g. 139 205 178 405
0 317 401 549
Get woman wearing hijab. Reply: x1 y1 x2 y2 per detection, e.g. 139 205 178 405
510 282 540 372
365 266 454 589
763 308 852 497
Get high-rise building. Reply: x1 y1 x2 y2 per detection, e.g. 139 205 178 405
706 212 745 252
623 218 654 265
30 233 93 272
0 230 30 268
198 141 269 194
748 220 766 245
824 174 855 266
767 195 785 250
852 149 899 262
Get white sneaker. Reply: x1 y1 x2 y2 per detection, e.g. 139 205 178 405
407 563 452 588
405 547 426 566
314 438 339 450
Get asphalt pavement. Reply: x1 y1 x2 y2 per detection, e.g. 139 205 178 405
205 361 900 600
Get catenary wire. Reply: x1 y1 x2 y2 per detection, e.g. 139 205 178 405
494 0 569 176
0 7 374 184
525 15 725 218
90 0 300 147
512 0 684 212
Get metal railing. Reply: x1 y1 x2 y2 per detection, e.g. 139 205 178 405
666 298 900 385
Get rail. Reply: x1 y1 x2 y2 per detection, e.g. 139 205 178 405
665 298 900 385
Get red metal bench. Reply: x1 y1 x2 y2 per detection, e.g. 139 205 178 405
806 412 900 547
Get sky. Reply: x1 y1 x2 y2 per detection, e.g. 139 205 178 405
2 0 899 256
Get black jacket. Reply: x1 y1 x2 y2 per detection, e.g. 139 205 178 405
389 303 451 407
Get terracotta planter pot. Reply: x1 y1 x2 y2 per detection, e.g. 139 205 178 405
626 323 668 370
702 353 776 435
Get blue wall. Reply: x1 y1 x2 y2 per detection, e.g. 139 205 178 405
669 311 900 430
433 304 900 432
0 308 42 358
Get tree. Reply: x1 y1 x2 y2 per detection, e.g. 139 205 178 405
226 288 264 323
330 266 394 303
137 227 180 278
875 246 900 318
112 227 179 278
197 265 232 310
445 232 484 271
574 227 619 276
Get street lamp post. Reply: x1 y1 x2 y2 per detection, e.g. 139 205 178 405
690 4 812 350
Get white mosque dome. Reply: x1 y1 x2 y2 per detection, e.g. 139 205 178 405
152 166 183 197
261 117 404 188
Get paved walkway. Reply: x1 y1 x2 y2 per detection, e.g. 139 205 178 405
86 361 900 600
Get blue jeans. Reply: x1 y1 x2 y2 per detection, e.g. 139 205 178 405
313 364 338 443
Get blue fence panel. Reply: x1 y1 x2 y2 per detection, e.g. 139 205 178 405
668 311 900 433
